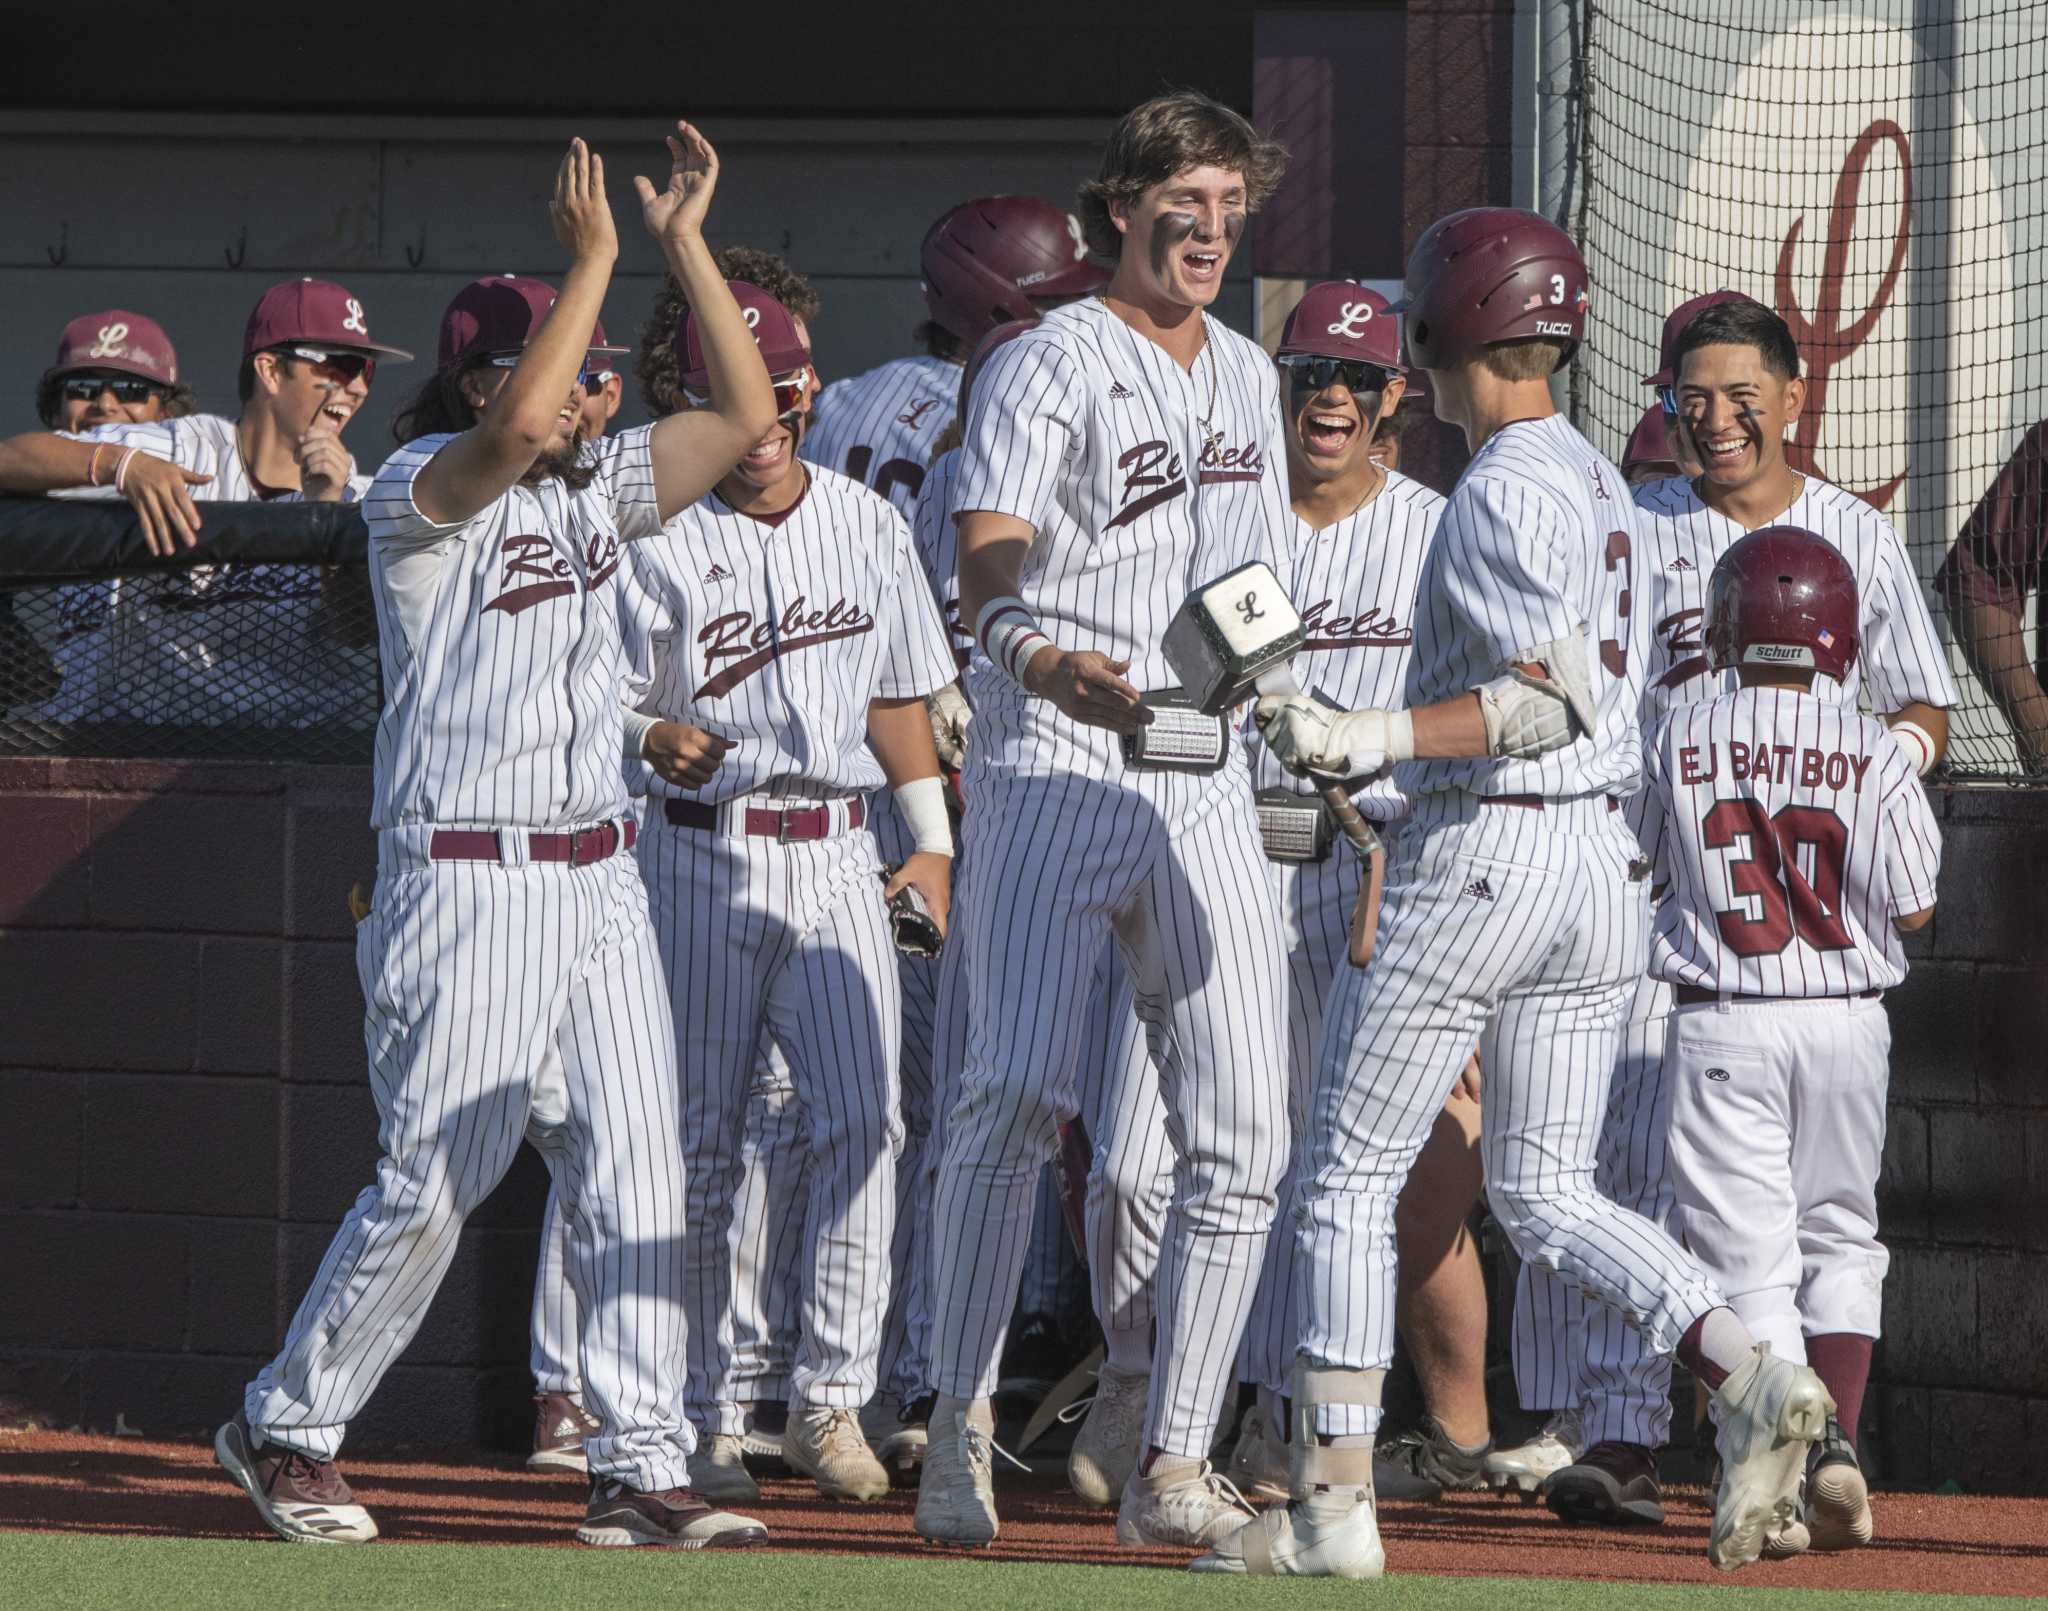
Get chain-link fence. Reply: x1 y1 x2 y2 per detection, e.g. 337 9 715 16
0 500 378 764
1552 0 2048 779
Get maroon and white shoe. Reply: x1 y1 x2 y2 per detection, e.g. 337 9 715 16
215 1414 378 1544
528 1392 599 1475
575 1478 769 1549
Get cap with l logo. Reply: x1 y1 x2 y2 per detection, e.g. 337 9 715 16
437 275 628 368
44 310 180 385
244 278 414 362
1278 282 1405 370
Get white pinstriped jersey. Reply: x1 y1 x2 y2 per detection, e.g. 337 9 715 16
1251 471 1445 822
1630 474 1958 724
53 413 373 503
1398 413 1646 801
616 465 957 804
800 354 961 517
363 429 662 830
1642 687 1940 995
910 447 969 668
956 297 1290 780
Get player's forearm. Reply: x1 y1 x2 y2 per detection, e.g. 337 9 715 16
497 251 616 450
662 233 776 444
956 513 1035 633
1410 692 1491 759
867 696 944 786
1954 599 2048 762
0 433 99 494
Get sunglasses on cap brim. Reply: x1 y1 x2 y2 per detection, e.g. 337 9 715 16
286 345 377 385
683 368 812 421
60 375 166 403
1279 354 1398 395
487 352 597 390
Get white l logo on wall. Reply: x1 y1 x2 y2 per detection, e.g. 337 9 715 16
1662 10 2013 550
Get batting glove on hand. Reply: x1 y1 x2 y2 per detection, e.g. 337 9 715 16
1254 694 1415 779
927 682 972 770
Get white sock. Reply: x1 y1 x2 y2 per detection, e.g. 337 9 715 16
1697 1306 1759 1383
1103 1325 1152 1374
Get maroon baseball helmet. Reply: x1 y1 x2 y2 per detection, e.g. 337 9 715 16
1643 289 1763 386
247 278 413 362
1705 525 1860 683
920 196 1109 344
1279 283 1404 371
44 311 180 387
1392 207 1588 371
958 317 1039 421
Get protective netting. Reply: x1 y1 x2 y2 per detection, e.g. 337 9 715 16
1566 0 2048 778
0 503 379 764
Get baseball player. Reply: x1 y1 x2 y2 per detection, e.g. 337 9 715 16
1641 525 1940 1554
0 279 410 734
215 128 780 1550
617 279 958 1505
35 311 196 432
913 89 1296 1553
1515 296 1955 1528
1202 208 1832 1579
801 194 1107 516
1940 417 2048 772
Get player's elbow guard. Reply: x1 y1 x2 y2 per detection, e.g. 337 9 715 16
1476 636 1597 761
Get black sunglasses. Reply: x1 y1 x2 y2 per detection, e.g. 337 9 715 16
1280 354 1395 396
61 375 164 403
288 346 376 385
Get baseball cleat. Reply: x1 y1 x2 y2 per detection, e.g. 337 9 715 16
1804 1417 1874 1552
1067 1364 1149 1507
1373 1416 1492 1502
1708 1345 1833 1571
575 1479 767 1548
1191 1494 1385 1578
1543 1440 1665 1526
1484 1407 1583 1498
527 1392 598 1475
214 1415 378 1545
1114 1456 1256 1549
686 1433 761 1505
876 1394 932 1487
914 1401 1003 1547
785 1406 891 1501
1226 1403 1290 1503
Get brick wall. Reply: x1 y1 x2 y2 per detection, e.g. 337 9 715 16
0 756 548 1448
3 757 2044 1486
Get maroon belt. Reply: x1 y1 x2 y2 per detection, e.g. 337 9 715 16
1484 794 1621 812
428 819 635 866
665 797 866 841
1675 984 1880 1007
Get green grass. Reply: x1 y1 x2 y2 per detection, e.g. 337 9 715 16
0 1533 2016 1611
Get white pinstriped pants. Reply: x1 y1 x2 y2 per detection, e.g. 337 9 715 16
531 1047 805 1404
1510 974 1683 1446
1085 850 1361 1387
1297 793 1724 1432
927 770 1289 1456
641 806 903 1438
248 838 692 1489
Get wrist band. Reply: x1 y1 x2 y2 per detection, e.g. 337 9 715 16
87 443 107 487
893 775 954 856
1890 718 1937 777
976 595 1052 688
112 447 140 495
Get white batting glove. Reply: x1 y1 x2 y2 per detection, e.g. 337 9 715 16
1254 694 1415 778
927 682 973 770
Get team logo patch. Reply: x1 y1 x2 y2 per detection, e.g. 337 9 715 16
1325 301 1375 338
897 397 942 429
342 298 368 336
1462 877 1495 901
1704 1067 1731 1082
88 322 131 359
694 596 877 700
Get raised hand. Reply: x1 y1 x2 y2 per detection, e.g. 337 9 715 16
549 137 618 264
634 120 721 248
295 430 353 503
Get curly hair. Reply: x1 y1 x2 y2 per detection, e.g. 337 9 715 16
1077 90 1289 260
36 375 198 430
636 246 821 417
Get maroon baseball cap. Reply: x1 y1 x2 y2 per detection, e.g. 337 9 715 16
245 278 412 362
1278 283 1404 371
680 281 809 386
43 311 179 386
1622 403 1680 477
587 318 629 376
1643 289 1763 386
438 276 628 368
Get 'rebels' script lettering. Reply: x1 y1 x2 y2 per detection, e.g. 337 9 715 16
1301 598 1413 649
1197 434 1266 485
1106 440 1186 529
694 595 878 699
1655 607 1710 690
1775 119 1910 511
584 526 621 591
483 535 576 616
